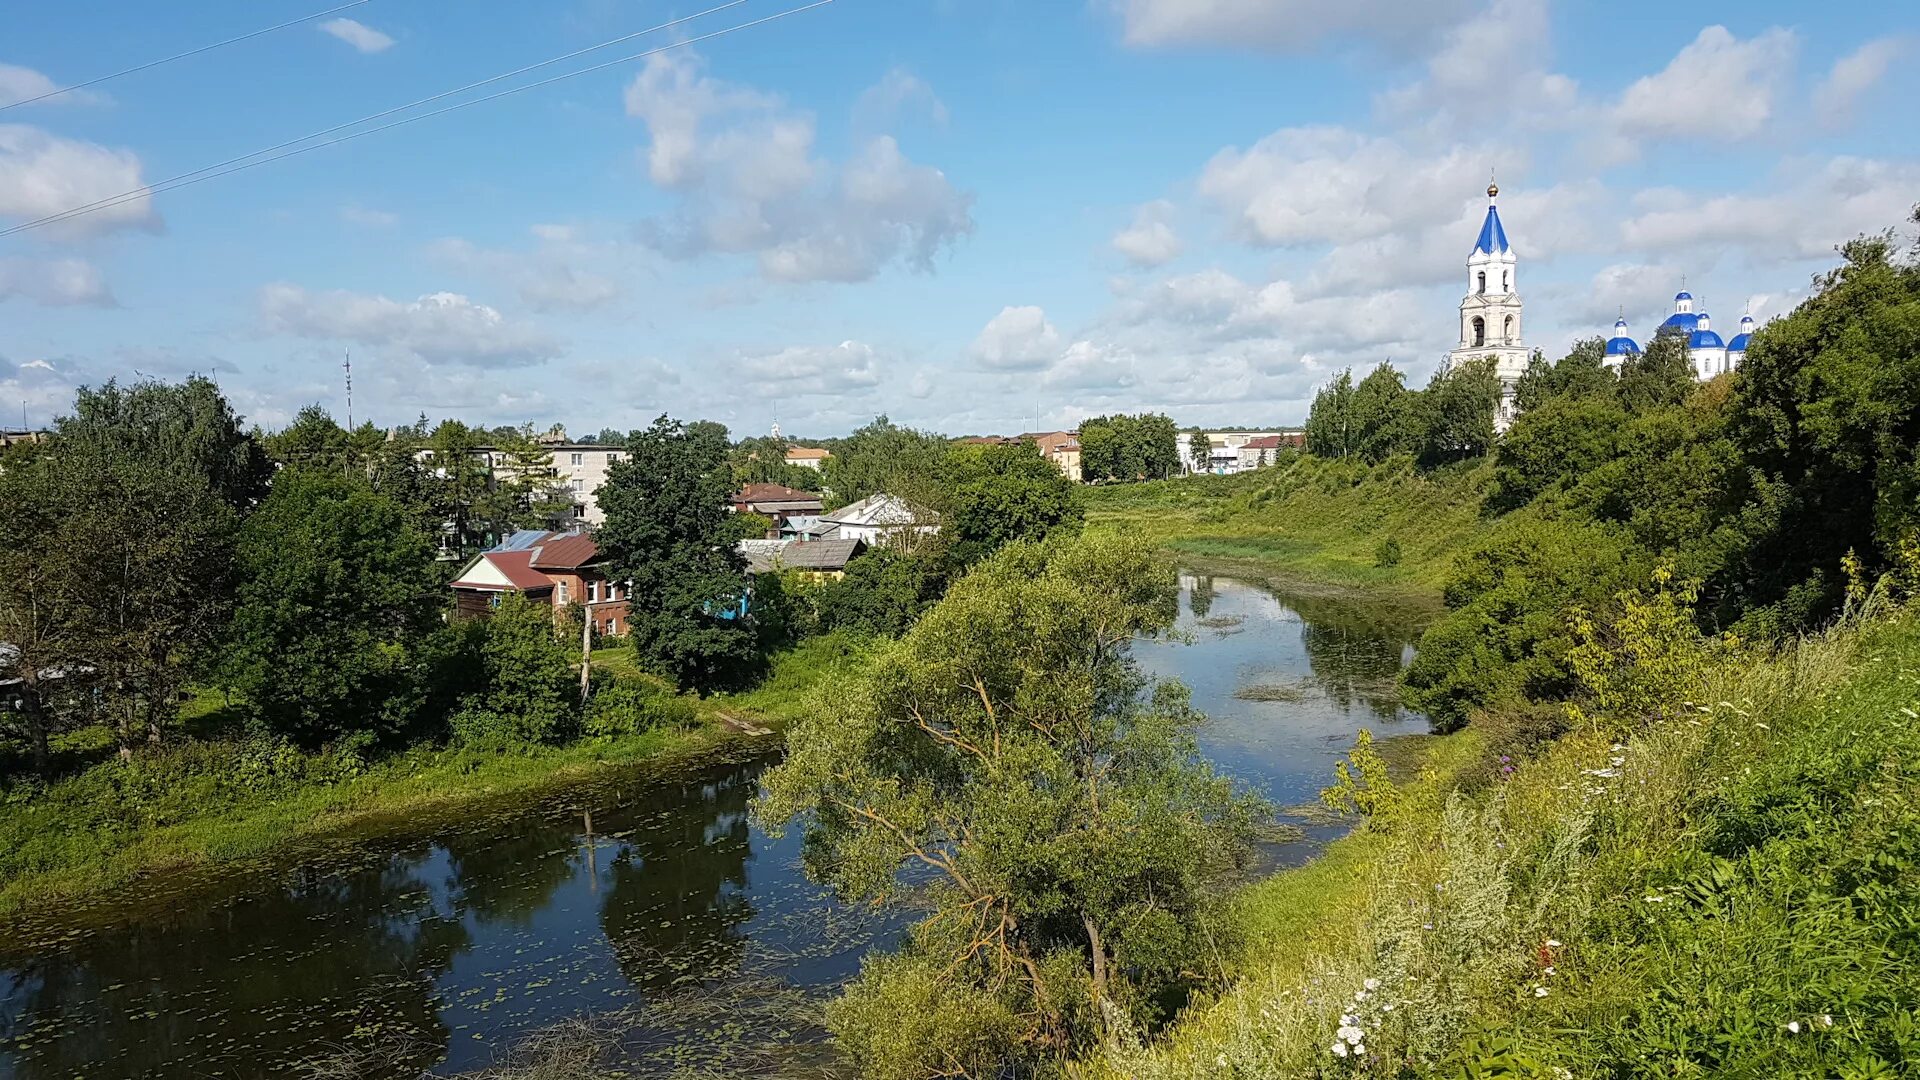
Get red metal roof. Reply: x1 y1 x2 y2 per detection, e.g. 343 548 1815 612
451 550 556 592
735 482 821 504
529 531 602 570
1241 435 1295 450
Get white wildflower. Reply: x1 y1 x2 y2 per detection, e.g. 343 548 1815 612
1382 1003 1395 1012
1544 966 1556 975
1354 989 1370 1002
1819 1014 1834 1029
1363 978 1380 991
1216 1054 1227 1067
1354 1044 1366 1056
1534 986 1549 997
1545 938 1562 948
1331 1041 1349 1059
1340 1014 1357 1026
1338 1025 1365 1045
1644 895 1666 903
1786 1020 1801 1034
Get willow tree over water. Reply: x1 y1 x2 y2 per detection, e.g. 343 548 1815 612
756 533 1261 1078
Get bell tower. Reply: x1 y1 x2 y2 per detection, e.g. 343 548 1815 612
1445 180 1530 428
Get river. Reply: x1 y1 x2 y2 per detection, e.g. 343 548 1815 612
0 571 1425 1079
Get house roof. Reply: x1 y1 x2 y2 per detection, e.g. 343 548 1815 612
451 550 555 592
784 446 830 460
1241 435 1289 450
1020 430 1081 455
529 531 602 571
779 515 840 541
823 493 932 527
734 482 822 507
738 538 867 573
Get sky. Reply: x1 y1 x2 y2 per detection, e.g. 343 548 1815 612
1 0 1916 439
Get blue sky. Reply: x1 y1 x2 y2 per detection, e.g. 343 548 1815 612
2 0 1915 437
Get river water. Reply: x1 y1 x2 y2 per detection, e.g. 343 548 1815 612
0 571 1425 1079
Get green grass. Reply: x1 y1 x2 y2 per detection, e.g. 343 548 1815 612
0 634 861 924
1091 604 1920 1078
1085 455 1498 607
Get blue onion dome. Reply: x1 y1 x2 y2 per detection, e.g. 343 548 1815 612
1674 291 1693 301
1662 311 1702 333
1605 317 1641 356
1727 314 1756 353
1688 312 1725 350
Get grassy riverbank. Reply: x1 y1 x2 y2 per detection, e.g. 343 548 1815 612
1084 455 1495 603
1093 604 1920 1077
0 633 868 922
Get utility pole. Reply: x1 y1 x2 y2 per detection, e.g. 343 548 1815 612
344 350 354 429
579 610 593 707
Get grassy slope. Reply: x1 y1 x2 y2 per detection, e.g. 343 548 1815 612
0 634 867 921
1096 606 1920 1077
1083 455 1496 614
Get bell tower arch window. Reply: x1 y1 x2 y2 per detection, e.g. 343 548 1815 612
1472 316 1486 347
1476 271 1486 295
1504 315 1515 343
1502 270 1509 292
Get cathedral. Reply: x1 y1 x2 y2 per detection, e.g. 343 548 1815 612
1442 182 1756 425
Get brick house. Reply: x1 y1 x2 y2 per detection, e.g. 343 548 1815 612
448 530 630 636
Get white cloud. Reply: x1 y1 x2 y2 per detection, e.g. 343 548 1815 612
1608 26 1795 149
1376 0 1579 133
1813 37 1907 127
429 234 624 314
340 204 398 227
1106 0 1472 52
258 285 559 367
1620 157 1920 262
854 67 949 129
0 62 101 108
1112 200 1183 267
319 18 395 54
0 256 115 307
972 306 1063 371
0 124 156 235
736 340 884 396
624 50 972 283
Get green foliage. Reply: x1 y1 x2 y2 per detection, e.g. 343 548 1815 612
223 467 444 746
1616 327 1696 415
1489 393 1628 512
1374 537 1403 568
1563 567 1721 732
819 415 948 506
448 594 581 746
56 376 271 511
943 438 1085 562
758 533 1262 1076
728 434 824 490
582 682 697 738
817 546 948 637
719 511 775 545
597 415 758 693
827 950 1022 1080
1080 412 1180 481
1350 362 1419 462
1416 357 1502 467
1306 369 1357 458
1320 728 1402 821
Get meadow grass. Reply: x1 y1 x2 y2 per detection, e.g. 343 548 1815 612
0 634 865 922
1092 602 1920 1078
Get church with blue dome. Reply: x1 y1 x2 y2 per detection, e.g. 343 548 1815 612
1443 181 1759 426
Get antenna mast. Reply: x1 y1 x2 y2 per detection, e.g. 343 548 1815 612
344 349 354 429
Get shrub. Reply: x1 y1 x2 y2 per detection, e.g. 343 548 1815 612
1374 537 1403 568
448 595 580 747
582 682 698 738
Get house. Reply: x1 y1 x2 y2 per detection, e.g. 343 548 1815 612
730 483 825 527
819 494 939 545
1235 434 1295 471
448 529 630 635
0 429 48 451
472 431 628 526
737 537 868 581
1179 430 1306 475
784 446 830 470
777 515 839 541
1020 431 1083 482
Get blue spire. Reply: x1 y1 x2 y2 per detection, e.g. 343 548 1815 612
1474 204 1509 255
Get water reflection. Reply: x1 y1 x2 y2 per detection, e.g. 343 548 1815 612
0 756 821 1079
1134 573 1427 810
0 572 1424 1078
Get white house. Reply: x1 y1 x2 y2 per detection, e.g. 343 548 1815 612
819 494 939 545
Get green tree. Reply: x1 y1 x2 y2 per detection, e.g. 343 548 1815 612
426 419 494 554
1616 328 1695 415
1349 362 1417 462
0 452 92 774
448 594 580 745
729 434 823 489
487 424 573 531
597 415 758 692
1185 431 1213 474
819 547 948 637
223 467 443 746
943 440 1084 563
758 534 1260 1075
1080 413 1179 481
1305 370 1357 458
819 416 948 506
1414 358 1501 466
57 376 271 512
1510 349 1554 417
1488 394 1629 512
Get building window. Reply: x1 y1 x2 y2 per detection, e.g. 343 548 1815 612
571 479 584 493
573 503 587 519
1503 315 1515 342
1476 271 1486 295
1502 270 1509 292
488 594 501 609
1472 316 1486 347
556 582 569 605
588 581 601 603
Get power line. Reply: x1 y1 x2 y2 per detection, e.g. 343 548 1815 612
0 0 381 113
2 0 767 237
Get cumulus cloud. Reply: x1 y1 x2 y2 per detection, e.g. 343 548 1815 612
1813 37 1907 127
0 256 115 307
1106 0 1472 52
1376 0 1579 133
0 62 101 108
624 51 973 283
735 340 884 397
854 67 949 129
972 306 1063 371
0 124 156 235
319 18 395 54
429 234 624 314
1607 26 1795 152
1620 156 1920 262
1112 200 1183 267
258 285 559 367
